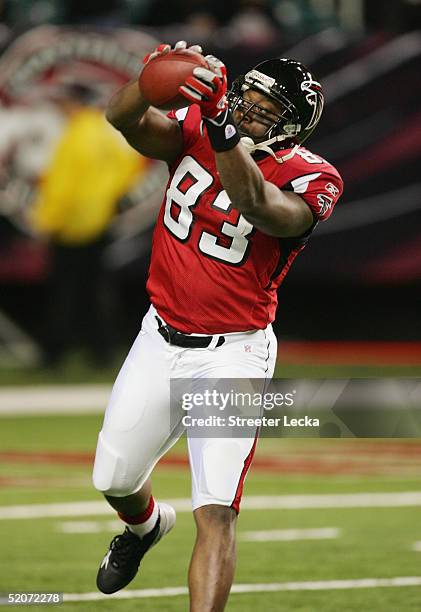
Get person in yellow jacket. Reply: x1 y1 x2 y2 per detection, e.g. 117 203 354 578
29 84 147 367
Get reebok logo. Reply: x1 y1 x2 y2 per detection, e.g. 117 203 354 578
325 182 340 197
225 124 237 139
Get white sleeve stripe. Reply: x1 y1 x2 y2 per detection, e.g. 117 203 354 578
290 172 322 194
175 107 189 121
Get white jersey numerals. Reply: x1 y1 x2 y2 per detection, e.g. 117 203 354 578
164 156 212 241
199 190 254 264
164 156 253 266
295 148 324 165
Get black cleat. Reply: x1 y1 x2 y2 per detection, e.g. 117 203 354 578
96 503 176 594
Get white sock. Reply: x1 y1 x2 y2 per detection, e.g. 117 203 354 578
118 497 159 540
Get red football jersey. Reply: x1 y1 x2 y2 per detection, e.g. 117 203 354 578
147 105 343 333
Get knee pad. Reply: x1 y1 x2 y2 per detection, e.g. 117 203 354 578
92 432 137 497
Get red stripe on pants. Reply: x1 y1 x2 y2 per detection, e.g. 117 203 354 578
231 432 259 514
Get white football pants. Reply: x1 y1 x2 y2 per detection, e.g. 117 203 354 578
92 304 277 512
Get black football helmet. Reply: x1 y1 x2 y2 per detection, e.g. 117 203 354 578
228 58 324 148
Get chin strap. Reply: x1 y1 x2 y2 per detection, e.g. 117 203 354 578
240 135 300 163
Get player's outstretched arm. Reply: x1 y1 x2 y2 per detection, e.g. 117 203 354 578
179 56 314 237
106 52 183 164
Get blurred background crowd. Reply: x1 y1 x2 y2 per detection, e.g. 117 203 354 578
0 0 420 371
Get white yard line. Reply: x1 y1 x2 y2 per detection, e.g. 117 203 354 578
0 385 111 414
0 499 189 520
57 520 122 533
240 528 340 542
1 491 421 520
61 577 421 602
56 522 341 540
1 381 419 415
241 492 421 509
412 542 421 552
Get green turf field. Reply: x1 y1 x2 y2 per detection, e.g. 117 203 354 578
1 407 421 611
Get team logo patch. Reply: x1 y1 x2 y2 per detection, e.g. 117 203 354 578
244 345 252 353
317 193 333 215
225 124 237 139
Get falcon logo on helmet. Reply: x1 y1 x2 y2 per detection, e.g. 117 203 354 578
228 58 324 162
300 78 324 133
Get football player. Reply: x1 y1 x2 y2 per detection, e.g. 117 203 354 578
93 41 343 611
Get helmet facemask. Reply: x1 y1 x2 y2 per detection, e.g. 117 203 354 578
228 74 301 146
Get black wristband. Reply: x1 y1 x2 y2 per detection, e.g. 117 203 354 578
204 110 241 152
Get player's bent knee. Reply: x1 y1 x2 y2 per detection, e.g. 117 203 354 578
92 432 139 497
193 505 237 542
194 504 237 528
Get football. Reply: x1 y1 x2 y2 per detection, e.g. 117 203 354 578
139 50 208 110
